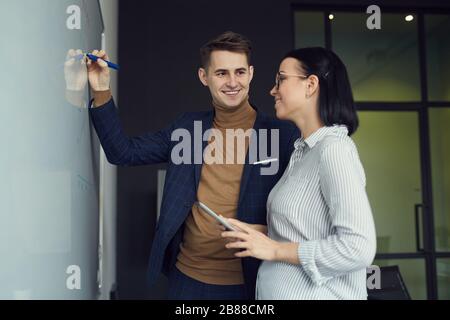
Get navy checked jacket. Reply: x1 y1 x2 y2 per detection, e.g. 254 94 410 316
89 98 299 299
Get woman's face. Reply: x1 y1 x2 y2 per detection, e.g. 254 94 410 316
270 58 309 121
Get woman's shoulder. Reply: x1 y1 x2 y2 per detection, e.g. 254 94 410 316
317 126 357 156
316 127 366 183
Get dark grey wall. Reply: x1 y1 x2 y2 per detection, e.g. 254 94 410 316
116 0 293 299
116 0 450 299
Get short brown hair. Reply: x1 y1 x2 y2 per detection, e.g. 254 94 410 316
200 31 252 69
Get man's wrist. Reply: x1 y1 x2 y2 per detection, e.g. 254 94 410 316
92 88 112 107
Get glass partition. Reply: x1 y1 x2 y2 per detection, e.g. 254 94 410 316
332 13 421 102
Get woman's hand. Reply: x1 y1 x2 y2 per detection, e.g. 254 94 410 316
217 218 267 235
221 218 280 261
249 224 268 235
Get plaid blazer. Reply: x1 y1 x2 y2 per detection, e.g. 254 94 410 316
89 99 299 299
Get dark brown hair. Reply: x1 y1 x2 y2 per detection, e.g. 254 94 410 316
284 47 358 136
200 31 252 69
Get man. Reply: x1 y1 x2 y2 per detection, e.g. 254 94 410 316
87 32 298 299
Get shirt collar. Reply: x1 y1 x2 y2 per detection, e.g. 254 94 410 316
294 125 348 150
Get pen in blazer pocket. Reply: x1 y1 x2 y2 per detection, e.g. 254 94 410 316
252 158 278 165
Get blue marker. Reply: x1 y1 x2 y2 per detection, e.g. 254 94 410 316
86 53 120 70
72 53 120 71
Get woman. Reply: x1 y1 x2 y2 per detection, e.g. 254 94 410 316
222 47 376 300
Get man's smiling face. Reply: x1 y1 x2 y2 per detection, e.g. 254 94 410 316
199 50 254 109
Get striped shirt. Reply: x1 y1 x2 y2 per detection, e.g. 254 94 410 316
256 125 376 300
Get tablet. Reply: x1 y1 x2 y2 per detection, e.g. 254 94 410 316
195 201 237 231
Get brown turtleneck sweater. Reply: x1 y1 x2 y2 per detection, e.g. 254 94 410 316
92 90 257 285
176 98 257 285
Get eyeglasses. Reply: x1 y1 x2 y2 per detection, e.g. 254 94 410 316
275 71 308 90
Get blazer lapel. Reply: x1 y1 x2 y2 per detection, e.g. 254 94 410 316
237 109 264 207
194 111 214 191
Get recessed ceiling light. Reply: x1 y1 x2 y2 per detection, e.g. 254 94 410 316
405 15 414 22
329 14 334 20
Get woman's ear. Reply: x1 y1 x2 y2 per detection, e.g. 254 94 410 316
307 74 320 97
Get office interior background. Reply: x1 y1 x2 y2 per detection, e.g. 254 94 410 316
0 0 449 300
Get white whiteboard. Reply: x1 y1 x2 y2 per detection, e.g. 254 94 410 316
0 0 104 299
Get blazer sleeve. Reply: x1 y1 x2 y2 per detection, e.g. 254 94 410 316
89 98 184 166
